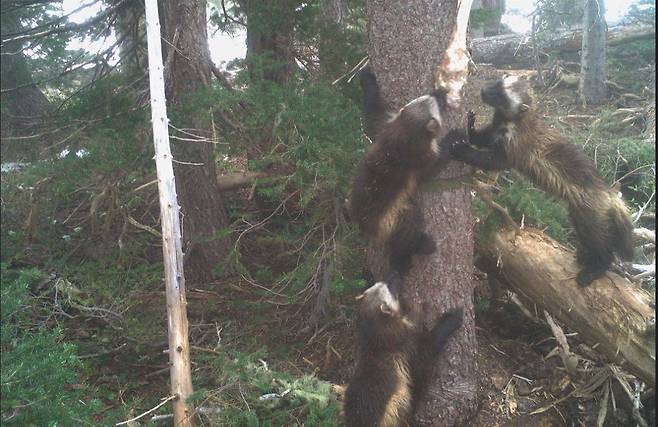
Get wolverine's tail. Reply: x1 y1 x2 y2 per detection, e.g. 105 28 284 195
608 196 635 261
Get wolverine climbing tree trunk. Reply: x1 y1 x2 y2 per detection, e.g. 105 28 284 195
160 1 231 283
365 1 478 425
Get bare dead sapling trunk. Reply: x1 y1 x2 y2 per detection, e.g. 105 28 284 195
144 1 194 425
579 0 608 104
365 1 478 425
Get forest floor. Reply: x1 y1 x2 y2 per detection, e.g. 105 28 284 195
77 273 627 426
55 65 654 426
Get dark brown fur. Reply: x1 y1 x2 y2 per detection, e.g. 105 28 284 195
344 272 463 427
350 67 466 275
453 76 634 286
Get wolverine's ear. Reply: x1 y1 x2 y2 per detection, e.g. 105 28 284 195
519 104 529 113
380 303 400 316
380 303 394 316
426 118 440 132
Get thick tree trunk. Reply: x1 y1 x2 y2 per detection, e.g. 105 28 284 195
240 0 296 84
478 228 655 386
161 1 231 283
470 24 653 66
365 1 478 425
0 9 52 160
470 0 506 37
116 0 146 78
579 0 607 104
321 0 348 24
318 0 349 77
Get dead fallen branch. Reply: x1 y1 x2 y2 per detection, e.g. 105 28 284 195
477 227 655 386
116 395 177 426
217 171 271 192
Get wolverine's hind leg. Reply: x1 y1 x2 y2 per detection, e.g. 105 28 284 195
413 308 464 399
388 203 436 275
388 230 436 275
570 209 614 287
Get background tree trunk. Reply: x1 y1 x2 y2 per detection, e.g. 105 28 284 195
319 0 349 77
579 0 607 104
470 0 506 37
115 0 147 78
321 0 348 25
0 9 52 161
240 0 296 84
161 0 231 283
365 1 478 425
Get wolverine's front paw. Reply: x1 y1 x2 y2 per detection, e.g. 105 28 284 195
358 65 377 87
576 268 605 287
450 138 471 158
440 307 464 331
417 233 437 255
443 129 468 149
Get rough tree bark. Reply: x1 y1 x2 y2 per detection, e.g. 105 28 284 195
579 0 607 104
239 0 296 84
160 1 231 283
478 228 655 386
365 1 478 425
321 0 348 24
470 0 506 37
470 24 653 67
115 0 146 78
0 9 52 160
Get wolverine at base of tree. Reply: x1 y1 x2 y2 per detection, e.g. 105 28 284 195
451 75 635 287
344 271 463 427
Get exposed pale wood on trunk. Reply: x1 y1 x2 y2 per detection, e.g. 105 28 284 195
478 227 655 386
144 1 194 425
471 25 654 66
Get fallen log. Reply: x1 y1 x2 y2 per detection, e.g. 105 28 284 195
216 171 273 192
471 25 655 66
477 227 655 386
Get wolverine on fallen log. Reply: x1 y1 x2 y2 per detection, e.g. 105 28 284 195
451 75 635 287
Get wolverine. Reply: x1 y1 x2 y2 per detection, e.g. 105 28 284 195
344 271 463 427
452 75 635 286
350 67 466 275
